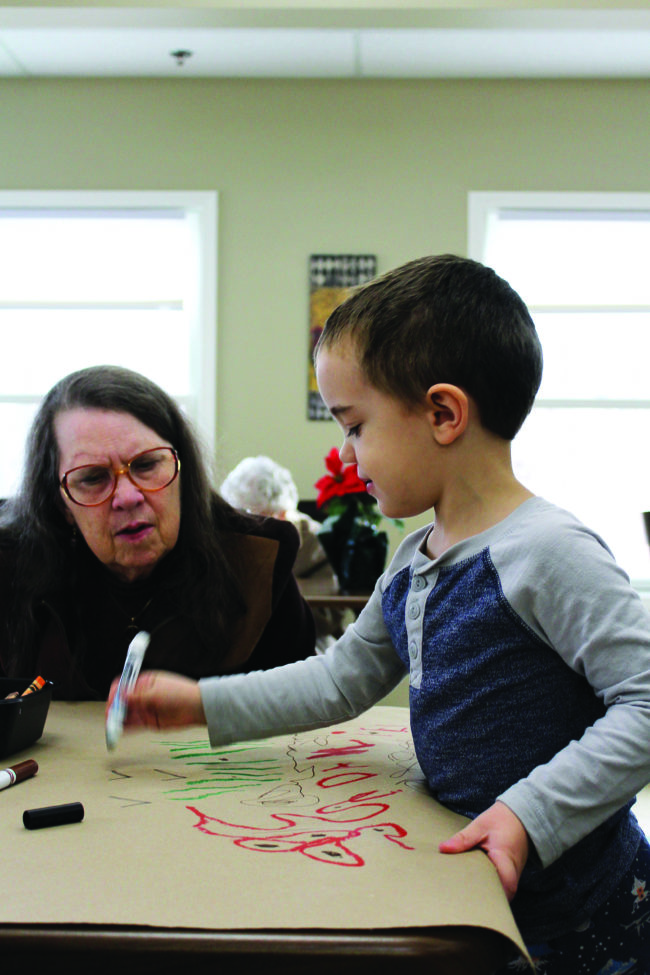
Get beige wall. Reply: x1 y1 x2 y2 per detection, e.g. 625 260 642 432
1 76 649 548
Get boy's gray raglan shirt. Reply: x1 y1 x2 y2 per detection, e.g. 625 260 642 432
200 497 650 940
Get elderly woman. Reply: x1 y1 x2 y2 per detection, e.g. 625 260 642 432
0 366 315 698
220 455 340 592
220 455 344 651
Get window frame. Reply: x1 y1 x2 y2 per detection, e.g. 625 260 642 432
468 190 650 595
0 189 218 458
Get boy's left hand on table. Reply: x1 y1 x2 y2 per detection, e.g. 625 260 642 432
439 800 529 901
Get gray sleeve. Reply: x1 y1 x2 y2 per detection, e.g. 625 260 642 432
199 585 407 747
493 511 650 867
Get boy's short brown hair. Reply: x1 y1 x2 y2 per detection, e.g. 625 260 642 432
316 254 543 441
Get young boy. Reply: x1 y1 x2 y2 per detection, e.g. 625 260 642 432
118 255 650 972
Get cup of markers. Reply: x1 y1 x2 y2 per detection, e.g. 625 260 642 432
0 675 53 758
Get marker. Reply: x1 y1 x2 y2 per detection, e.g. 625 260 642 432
105 631 150 751
0 759 38 792
4 676 46 700
23 802 84 830
21 676 46 697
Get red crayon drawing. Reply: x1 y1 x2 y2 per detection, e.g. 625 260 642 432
306 738 379 759
187 806 413 866
171 722 418 867
317 764 379 789
187 780 413 867
314 789 403 821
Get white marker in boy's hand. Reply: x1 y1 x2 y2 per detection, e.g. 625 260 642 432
105 631 150 750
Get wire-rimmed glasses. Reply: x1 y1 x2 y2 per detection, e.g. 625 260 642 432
60 446 180 507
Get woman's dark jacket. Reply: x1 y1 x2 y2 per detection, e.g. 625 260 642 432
0 514 315 700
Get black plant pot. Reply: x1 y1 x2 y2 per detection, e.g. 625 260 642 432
318 503 388 594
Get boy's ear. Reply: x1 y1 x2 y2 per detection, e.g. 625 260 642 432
424 383 469 445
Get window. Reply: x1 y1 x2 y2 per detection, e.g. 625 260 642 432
0 190 217 496
469 192 650 590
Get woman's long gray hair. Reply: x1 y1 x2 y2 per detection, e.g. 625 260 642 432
1 365 246 662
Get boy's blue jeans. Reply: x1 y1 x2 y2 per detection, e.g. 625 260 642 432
499 836 650 974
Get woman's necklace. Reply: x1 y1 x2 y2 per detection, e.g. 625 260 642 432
123 595 156 637
104 585 157 638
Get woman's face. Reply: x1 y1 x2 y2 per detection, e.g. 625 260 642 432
55 408 181 583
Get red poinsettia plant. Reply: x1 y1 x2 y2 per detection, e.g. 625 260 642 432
315 447 370 512
314 448 392 593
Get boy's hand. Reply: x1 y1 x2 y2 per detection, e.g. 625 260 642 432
439 801 529 901
106 670 206 731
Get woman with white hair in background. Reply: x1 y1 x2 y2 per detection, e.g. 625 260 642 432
221 455 343 650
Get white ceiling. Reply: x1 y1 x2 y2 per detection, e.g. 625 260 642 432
0 6 649 79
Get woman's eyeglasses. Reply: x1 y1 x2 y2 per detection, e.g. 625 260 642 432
60 446 180 507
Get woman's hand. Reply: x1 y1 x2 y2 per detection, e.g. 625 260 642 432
438 800 529 901
106 670 206 731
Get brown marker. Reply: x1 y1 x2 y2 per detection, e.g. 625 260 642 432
0 759 38 792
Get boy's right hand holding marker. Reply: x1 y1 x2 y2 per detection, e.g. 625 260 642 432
106 670 206 731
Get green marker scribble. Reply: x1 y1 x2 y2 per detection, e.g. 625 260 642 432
158 739 284 801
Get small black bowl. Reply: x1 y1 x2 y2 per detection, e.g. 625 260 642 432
0 678 53 759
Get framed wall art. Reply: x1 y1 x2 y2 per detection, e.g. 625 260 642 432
308 254 377 420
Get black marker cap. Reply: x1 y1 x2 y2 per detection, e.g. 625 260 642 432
23 802 84 830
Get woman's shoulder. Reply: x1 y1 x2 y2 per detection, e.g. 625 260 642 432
212 495 299 553
248 514 300 550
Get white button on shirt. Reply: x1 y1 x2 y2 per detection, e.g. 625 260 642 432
405 570 435 688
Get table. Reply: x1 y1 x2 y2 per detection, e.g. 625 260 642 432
0 703 526 974
0 924 511 974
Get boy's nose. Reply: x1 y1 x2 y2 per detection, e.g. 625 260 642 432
339 440 355 464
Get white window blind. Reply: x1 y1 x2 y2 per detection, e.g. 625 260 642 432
469 192 650 589
0 191 217 497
